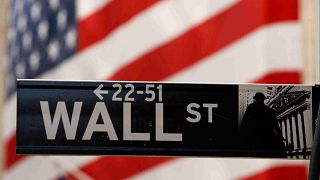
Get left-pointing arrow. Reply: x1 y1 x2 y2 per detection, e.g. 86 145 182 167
94 84 108 100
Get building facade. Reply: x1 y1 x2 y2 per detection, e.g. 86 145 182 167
267 86 313 158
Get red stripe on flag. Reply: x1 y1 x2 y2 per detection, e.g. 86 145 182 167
78 0 159 51
4 135 25 170
67 157 172 180
240 165 307 180
109 0 298 81
252 71 301 84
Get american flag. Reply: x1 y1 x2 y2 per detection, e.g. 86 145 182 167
4 0 309 179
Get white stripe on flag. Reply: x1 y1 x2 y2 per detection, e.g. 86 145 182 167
41 0 239 80
3 94 16 140
76 0 112 19
5 157 64 180
167 23 303 83
4 156 98 180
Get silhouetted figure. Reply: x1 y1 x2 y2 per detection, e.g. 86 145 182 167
240 92 286 152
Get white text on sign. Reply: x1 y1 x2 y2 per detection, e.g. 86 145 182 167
40 84 218 142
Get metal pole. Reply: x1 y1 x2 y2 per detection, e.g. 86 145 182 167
308 0 320 179
0 0 7 177
309 101 320 180
315 0 320 84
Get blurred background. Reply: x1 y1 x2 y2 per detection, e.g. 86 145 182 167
0 0 319 179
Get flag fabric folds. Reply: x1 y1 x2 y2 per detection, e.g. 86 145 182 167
4 0 308 179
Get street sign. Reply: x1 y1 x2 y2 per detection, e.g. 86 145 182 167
16 80 320 159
